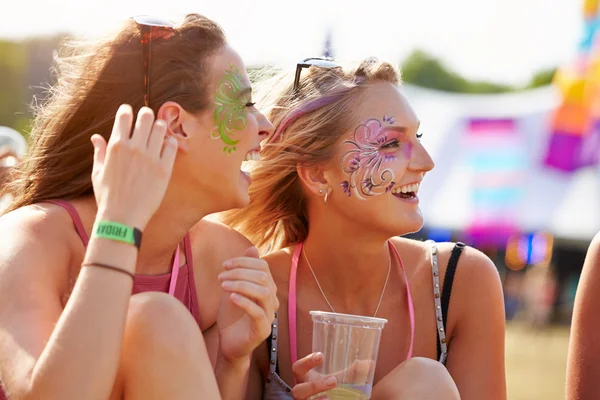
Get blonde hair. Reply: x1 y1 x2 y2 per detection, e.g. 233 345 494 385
1 14 226 214
222 58 401 253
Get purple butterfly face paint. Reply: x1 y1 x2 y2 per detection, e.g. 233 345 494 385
340 116 412 199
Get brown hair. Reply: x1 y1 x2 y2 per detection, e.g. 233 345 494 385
1 14 226 214
222 58 400 253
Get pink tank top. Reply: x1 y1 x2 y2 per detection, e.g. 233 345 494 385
46 200 201 324
0 201 201 400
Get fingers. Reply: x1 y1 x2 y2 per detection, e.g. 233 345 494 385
292 353 325 382
130 107 155 147
219 268 270 288
244 246 260 258
109 104 134 144
147 119 168 156
221 279 273 320
229 293 269 326
291 376 337 400
331 359 373 384
90 134 107 168
223 256 269 271
222 255 276 291
160 136 178 167
219 257 279 313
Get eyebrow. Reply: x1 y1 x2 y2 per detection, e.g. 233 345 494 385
237 86 253 98
382 126 407 134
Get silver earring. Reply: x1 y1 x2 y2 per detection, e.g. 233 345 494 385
319 189 323 194
324 189 329 205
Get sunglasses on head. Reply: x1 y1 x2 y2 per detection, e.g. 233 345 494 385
132 16 176 107
293 57 340 93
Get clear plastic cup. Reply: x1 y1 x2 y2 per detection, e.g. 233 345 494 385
309 311 388 400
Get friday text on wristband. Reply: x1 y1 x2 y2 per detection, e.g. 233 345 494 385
92 221 142 250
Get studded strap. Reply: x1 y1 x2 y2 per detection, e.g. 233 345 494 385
427 240 448 363
269 312 279 375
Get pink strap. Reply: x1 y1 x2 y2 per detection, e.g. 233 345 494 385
289 243 302 375
169 245 180 296
388 242 415 359
46 199 181 297
288 241 415 369
45 200 89 246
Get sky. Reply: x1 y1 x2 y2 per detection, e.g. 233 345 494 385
2 0 582 85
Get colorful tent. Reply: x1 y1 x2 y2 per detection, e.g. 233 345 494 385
544 0 600 172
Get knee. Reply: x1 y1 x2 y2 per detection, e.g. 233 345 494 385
124 292 204 356
400 357 448 377
397 357 460 399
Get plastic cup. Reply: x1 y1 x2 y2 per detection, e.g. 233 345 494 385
309 311 388 400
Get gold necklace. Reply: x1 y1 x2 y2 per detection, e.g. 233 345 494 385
302 245 391 317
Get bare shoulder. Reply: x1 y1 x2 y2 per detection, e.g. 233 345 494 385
389 237 500 299
435 242 503 327
263 248 294 289
574 231 600 298
0 203 81 260
584 231 600 271
445 243 499 284
0 203 81 301
388 237 431 277
189 217 253 273
392 237 497 276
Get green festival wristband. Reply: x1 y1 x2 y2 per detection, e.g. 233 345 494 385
92 221 142 250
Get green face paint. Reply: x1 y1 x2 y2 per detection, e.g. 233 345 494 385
212 64 250 154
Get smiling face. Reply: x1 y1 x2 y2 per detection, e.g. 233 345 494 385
324 82 434 236
169 45 273 211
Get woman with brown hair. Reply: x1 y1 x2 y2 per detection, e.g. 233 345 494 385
0 14 277 399
224 59 506 399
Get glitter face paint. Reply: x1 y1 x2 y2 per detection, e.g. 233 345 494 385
212 64 250 154
340 116 412 199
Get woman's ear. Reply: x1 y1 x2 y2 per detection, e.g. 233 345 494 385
296 163 330 198
157 101 189 153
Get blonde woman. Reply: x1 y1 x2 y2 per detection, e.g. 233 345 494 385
225 58 506 399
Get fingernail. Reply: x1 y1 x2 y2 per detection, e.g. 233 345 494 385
222 281 232 289
231 293 242 301
312 353 323 362
325 376 337 386
223 260 232 268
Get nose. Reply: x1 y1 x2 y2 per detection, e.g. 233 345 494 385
258 112 274 139
408 141 434 173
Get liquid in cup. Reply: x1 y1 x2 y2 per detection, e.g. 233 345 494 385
309 311 388 400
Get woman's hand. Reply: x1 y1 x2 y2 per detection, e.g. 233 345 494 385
91 105 178 229
217 246 279 363
290 353 338 400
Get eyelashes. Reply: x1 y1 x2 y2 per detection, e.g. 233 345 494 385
380 139 400 150
245 101 256 108
379 132 423 150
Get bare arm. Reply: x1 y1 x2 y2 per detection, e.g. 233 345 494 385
191 219 277 399
566 232 600 400
244 345 267 400
0 106 177 399
445 246 506 400
0 210 137 400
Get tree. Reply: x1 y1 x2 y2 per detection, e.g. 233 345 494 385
525 68 557 89
400 50 514 94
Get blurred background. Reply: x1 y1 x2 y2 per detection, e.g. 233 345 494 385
1 0 597 398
